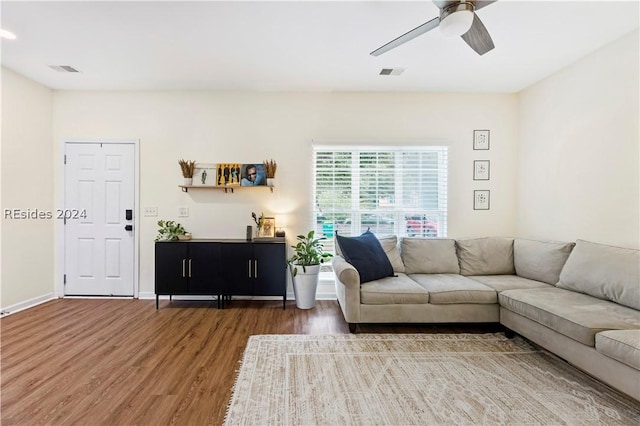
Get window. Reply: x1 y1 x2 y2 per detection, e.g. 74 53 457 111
313 145 448 256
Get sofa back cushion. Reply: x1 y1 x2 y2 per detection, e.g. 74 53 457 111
557 239 640 310
335 230 394 283
401 238 460 274
456 237 515 276
378 236 406 273
514 239 575 284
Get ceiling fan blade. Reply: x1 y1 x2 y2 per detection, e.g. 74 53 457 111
461 13 494 55
370 17 440 56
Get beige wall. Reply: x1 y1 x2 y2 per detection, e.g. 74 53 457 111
1 67 54 310
516 30 639 248
3 29 638 307
52 92 518 295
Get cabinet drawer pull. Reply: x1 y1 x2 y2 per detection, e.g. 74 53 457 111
248 259 252 278
182 259 186 277
188 259 192 277
254 260 258 278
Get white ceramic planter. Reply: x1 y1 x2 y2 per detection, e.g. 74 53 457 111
183 177 193 186
291 264 321 309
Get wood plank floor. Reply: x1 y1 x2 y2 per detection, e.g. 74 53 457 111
0 298 501 425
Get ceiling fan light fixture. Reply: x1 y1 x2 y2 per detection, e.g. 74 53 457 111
439 2 475 38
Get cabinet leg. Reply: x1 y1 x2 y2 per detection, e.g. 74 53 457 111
156 295 159 309
283 295 286 310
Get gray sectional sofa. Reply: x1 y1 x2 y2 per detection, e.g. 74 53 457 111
332 237 640 401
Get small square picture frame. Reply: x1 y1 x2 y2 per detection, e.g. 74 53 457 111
473 130 490 150
474 190 490 210
473 160 490 181
258 217 276 238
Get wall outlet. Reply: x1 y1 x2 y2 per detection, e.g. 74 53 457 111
178 207 189 217
144 207 158 217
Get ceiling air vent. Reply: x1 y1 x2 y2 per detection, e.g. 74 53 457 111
379 68 405 76
49 65 80 73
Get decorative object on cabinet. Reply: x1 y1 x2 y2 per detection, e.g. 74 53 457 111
288 230 333 309
473 160 490 180
178 159 196 186
473 130 490 150
252 211 265 237
257 217 275 238
241 163 267 186
264 159 277 187
275 228 286 238
155 220 189 241
474 190 490 210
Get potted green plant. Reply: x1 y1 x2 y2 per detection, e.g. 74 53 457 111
288 230 332 309
155 220 190 241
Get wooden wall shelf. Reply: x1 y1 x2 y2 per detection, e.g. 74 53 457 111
179 185 274 193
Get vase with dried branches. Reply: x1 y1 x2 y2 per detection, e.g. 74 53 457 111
264 159 277 187
179 159 196 186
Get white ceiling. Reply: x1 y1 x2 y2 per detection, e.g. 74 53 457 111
1 0 638 93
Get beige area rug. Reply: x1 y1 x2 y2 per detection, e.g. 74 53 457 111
225 334 639 425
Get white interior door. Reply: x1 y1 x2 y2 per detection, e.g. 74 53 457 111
64 142 135 296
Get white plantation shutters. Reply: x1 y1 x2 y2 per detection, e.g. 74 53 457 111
313 145 448 254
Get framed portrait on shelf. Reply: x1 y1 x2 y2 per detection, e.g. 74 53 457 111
216 163 242 186
193 163 217 186
240 163 267 187
474 190 490 210
473 160 490 180
258 217 276 238
473 130 490 150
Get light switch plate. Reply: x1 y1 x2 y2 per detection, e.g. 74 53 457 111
178 207 189 217
144 207 158 217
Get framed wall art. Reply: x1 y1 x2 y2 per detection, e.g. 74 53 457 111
193 163 217 186
473 160 490 180
240 163 267 187
474 190 490 210
473 130 490 150
216 163 242 186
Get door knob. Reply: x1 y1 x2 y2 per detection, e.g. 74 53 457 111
124 224 133 231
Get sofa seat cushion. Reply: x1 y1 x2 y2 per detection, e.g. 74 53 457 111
409 274 497 304
595 330 640 370
500 287 640 346
360 274 430 305
514 239 575 284
557 239 640 310
456 237 515 276
468 275 553 293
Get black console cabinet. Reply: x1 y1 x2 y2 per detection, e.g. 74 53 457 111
155 239 286 309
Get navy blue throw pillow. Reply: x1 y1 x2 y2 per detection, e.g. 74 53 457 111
335 229 394 283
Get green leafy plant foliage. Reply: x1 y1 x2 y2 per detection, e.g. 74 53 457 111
252 211 265 230
288 230 332 276
155 220 187 241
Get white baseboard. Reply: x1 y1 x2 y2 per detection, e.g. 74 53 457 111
138 291 337 301
0 293 57 317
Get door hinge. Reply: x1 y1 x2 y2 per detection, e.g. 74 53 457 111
63 274 67 284
64 155 67 164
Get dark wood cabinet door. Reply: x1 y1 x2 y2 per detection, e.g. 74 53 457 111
155 242 188 294
188 243 221 294
253 243 286 296
220 243 253 295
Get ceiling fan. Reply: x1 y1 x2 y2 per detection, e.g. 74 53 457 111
370 0 497 57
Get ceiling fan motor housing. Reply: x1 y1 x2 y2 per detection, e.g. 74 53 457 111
440 1 476 37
